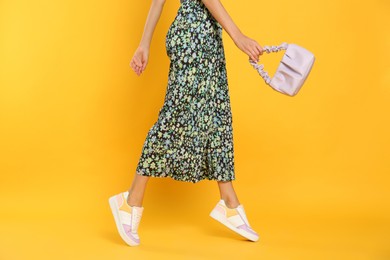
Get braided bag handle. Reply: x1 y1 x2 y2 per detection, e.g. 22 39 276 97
249 42 289 84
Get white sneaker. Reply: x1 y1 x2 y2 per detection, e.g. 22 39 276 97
108 191 144 246
210 199 259 242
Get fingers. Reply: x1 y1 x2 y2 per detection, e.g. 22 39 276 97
249 39 263 62
250 41 265 62
235 35 263 62
129 49 150 76
129 59 137 74
249 46 259 62
255 42 263 55
249 51 258 63
130 56 144 76
133 56 142 67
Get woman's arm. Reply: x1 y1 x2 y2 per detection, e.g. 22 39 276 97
201 0 263 62
130 0 166 76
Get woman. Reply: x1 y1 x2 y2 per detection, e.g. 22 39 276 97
109 0 263 246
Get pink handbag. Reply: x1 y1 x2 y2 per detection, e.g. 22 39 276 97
249 42 315 96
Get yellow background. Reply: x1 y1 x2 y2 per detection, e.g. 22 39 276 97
1 0 389 259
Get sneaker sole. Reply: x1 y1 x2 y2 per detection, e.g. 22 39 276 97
108 195 140 246
210 208 259 242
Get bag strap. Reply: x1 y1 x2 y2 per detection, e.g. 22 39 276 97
249 42 289 84
263 42 289 54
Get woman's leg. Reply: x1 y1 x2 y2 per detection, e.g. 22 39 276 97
217 181 240 208
213 180 259 241
126 172 150 207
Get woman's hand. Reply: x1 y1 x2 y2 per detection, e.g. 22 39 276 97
129 46 149 76
233 33 263 62
200 0 263 62
130 0 166 76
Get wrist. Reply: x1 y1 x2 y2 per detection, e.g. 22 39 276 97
230 30 243 44
138 41 150 51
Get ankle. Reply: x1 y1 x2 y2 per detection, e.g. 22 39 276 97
126 191 143 207
221 197 240 209
127 198 143 207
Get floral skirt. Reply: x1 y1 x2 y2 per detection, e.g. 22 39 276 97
135 0 235 183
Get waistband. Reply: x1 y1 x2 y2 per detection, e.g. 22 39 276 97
180 0 203 5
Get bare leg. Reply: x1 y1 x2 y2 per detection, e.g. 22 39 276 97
217 181 240 208
214 180 259 241
126 172 150 207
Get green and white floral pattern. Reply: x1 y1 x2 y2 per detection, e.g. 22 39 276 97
136 0 235 183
